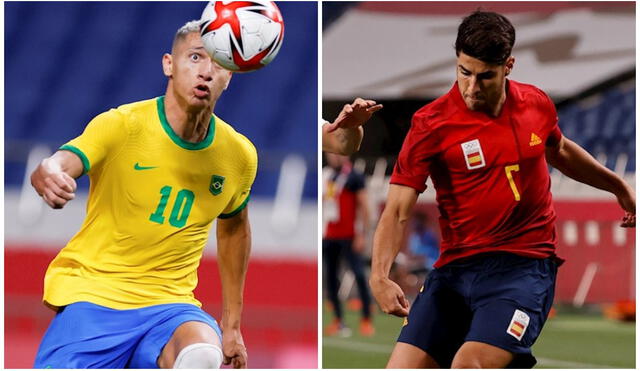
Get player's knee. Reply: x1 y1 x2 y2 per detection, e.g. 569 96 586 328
173 343 223 369
451 358 482 369
451 353 511 369
451 351 486 369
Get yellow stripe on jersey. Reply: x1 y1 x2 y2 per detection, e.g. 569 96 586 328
44 97 257 310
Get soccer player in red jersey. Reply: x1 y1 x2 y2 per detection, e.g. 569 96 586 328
370 11 635 368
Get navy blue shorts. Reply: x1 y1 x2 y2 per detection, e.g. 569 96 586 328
34 302 222 369
397 253 557 368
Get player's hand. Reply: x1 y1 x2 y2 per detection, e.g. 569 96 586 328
369 276 409 317
616 188 635 228
325 98 383 133
222 327 248 369
31 158 77 209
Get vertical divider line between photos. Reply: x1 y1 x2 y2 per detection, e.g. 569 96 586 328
0 0 6 321
316 0 324 369
632 3 640 369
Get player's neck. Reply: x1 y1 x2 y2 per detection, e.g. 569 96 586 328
164 91 214 143
488 80 510 117
486 92 507 117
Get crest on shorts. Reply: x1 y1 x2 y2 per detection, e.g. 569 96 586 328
461 139 486 170
506 309 530 341
210 175 225 196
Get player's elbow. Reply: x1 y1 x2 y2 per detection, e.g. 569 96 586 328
338 143 359 156
333 136 359 156
380 204 409 229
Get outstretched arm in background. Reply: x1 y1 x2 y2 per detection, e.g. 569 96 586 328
546 135 635 227
322 97 383 155
217 208 252 368
369 184 419 317
30 150 83 209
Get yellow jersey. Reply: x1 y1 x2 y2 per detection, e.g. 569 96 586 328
43 97 257 310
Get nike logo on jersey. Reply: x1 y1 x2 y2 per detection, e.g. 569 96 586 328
134 163 158 170
529 133 542 146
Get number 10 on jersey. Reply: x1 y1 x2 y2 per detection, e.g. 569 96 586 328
149 186 195 228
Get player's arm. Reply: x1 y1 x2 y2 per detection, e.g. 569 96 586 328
322 98 383 155
30 150 84 209
370 184 419 317
322 122 363 156
216 207 251 368
546 135 635 227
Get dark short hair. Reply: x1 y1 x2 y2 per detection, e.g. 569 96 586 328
455 11 515 65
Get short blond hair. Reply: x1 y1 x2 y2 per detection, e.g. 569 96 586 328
172 20 202 52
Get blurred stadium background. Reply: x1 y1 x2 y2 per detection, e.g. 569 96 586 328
322 1 635 368
5 2 317 368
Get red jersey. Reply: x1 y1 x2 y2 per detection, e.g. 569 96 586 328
324 165 366 239
391 80 562 267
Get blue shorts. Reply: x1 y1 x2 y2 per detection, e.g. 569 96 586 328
34 302 222 369
397 253 557 368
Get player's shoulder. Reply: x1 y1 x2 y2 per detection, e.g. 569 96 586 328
412 90 458 131
214 115 257 161
92 98 156 125
112 98 158 117
510 80 553 107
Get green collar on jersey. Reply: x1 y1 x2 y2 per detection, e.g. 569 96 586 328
156 96 215 150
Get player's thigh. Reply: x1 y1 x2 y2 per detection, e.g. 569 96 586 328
158 321 222 368
387 342 440 368
451 341 514 368
34 302 141 368
396 271 471 368
128 304 222 368
466 257 557 368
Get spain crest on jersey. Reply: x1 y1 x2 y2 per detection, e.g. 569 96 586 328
210 175 225 196
461 139 486 170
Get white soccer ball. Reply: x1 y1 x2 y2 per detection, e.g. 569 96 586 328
200 1 284 72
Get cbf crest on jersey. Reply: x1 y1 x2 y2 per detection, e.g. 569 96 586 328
210 175 225 196
461 139 486 170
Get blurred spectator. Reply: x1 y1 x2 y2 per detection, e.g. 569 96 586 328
393 211 439 299
323 152 374 337
408 212 440 270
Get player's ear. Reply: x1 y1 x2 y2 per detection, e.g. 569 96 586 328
505 56 515 76
162 53 173 78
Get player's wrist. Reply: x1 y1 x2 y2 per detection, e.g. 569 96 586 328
42 157 64 175
619 182 634 198
369 272 390 283
222 319 242 331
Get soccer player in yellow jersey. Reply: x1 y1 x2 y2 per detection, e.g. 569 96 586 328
30 21 256 369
